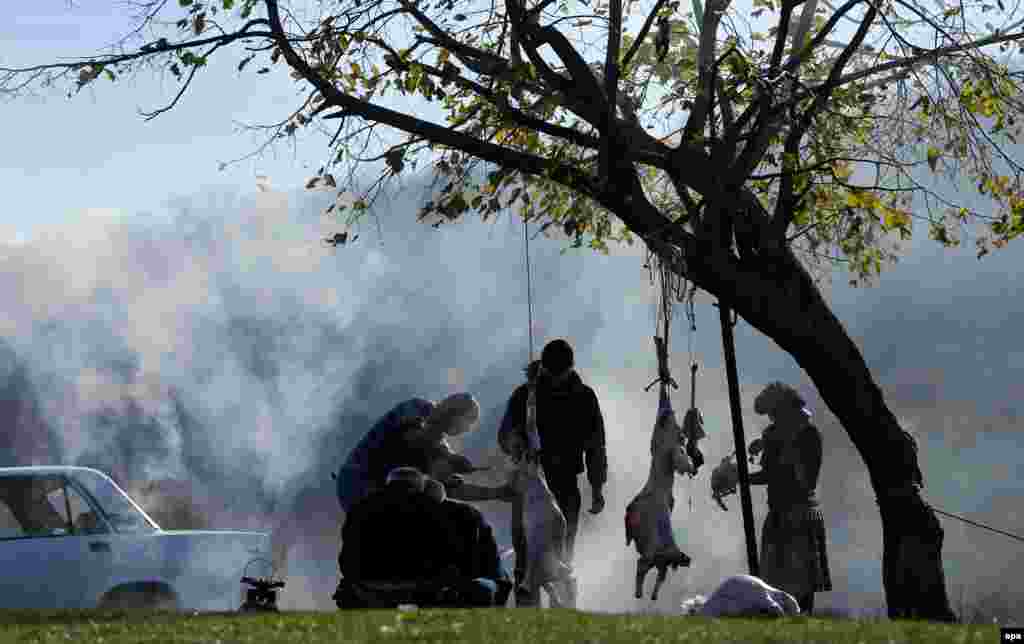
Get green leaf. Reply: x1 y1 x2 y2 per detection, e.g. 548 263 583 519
222 0 235 9
104 69 116 82
179 0 193 6
926 146 940 172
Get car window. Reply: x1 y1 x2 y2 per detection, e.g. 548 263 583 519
71 470 158 533
0 475 75 536
0 499 23 539
46 483 108 535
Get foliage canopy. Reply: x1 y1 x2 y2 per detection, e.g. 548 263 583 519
5 0 1024 283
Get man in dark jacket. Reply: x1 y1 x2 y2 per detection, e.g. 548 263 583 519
497 339 608 592
423 477 513 607
335 467 464 609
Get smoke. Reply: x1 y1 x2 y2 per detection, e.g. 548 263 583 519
1 167 1021 618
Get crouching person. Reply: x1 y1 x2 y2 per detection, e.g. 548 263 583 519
423 478 514 607
334 467 463 609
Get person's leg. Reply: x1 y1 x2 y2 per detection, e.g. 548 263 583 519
797 593 814 614
550 481 582 561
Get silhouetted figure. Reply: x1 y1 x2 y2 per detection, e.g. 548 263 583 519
748 382 832 615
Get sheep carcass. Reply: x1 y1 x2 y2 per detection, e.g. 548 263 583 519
624 383 695 600
512 380 576 608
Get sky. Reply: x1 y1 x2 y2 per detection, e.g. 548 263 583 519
1 0 1022 620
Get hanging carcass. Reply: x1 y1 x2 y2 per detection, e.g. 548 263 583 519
711 436 763 510
625 336 704 600
509 369 576 608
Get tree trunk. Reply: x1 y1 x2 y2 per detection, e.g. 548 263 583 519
685 242 958 622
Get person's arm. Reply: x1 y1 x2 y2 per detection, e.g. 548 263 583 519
583 388 608 487
447 481 515 502
583 387 608 512
747 427 773 485
748 470 769 485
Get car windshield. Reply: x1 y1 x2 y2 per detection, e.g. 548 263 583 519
71 470 159 533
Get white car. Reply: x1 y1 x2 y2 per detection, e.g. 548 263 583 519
0 466 278 611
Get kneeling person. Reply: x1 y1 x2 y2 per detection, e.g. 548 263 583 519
335 467 462 609
423 478 512 607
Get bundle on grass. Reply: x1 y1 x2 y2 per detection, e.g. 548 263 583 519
681 574 801 617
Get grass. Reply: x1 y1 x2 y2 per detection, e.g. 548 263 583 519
0 608 1003 644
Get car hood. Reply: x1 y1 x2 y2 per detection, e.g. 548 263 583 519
157 529 269 540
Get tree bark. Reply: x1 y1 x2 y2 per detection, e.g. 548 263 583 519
684 242 958 622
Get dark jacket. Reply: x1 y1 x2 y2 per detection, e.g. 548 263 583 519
438 499 502 582
335 398 435 512
339 486 462 582
497 370 608 488
753 423 822 510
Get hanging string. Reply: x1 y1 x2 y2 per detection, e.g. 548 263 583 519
524 216 535 363
931 506 1024 544
644 252 681 391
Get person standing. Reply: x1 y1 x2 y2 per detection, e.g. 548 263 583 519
497 339 608 595
748 382 832 615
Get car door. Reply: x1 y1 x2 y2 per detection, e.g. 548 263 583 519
69 469 167 608
0 474 100 609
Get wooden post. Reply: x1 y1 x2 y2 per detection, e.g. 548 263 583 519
718 300 759 577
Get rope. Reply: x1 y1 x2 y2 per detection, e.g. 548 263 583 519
644 252 680 391
931 506 1024 544
524 217 535 363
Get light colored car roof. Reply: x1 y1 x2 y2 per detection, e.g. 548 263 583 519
0 466 110 476
0 465 162 530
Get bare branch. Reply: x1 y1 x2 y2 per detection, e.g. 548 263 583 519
0 20 272 75
621 0 672 74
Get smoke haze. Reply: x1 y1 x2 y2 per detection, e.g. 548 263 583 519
0 169 1020 619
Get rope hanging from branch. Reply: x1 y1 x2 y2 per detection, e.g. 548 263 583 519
524 216 535 364
643 247 695 391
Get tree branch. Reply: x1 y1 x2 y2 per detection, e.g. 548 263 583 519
772 1 878 244
264 0 606 203
0 19 272 74
805 28 1024 95
620 0 671 74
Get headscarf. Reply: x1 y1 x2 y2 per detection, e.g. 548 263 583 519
427 392 481 436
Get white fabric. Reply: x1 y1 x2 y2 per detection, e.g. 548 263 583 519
682 575 801 617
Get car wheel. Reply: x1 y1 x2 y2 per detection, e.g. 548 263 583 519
99 583 179 611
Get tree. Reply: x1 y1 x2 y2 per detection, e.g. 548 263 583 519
7 0 1024 620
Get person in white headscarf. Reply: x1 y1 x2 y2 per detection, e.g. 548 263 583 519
335 393 514 513
748 381 832 615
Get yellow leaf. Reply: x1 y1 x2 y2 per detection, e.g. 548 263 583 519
437 48 450 66
350 62 361 77
833 161 853 180
883 207 911 230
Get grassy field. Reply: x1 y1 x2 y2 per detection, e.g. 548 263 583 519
0 609 1003 644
